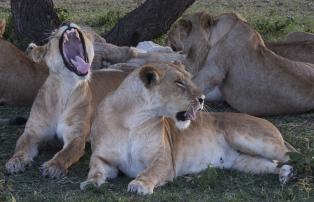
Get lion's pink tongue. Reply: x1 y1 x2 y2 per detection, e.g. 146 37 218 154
70 56 90 74
185 109 196 121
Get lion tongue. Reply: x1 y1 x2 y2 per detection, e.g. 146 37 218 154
70 56 90 74
185 109 196 121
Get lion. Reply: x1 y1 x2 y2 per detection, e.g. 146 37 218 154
266 40 314 64
80 62 295 195
168 12 314 116
5 22 128 178
283 31 314 43
0 19 49 106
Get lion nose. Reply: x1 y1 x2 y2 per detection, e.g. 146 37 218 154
198 95 205 104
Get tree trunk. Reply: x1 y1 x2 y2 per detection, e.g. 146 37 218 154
11 0 60 45
104 0 195 46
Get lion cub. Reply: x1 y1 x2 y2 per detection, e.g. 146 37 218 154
80 62 295 195
6 23 127 178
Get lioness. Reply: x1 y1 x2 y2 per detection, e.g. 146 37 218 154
0 19 48 106
284 31 314 43
168 12 314 116
266 40 314 64
5 23 127 178
80 62 295 195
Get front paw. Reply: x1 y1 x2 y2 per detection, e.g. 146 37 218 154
127 179 154 195
279 164 295 185
80 174 107 191
6 153 32 173
41 160 67 179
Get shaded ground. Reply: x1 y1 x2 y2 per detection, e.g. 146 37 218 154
0 0 314 201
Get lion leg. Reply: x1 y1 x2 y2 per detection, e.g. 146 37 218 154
80 155 118 191
231 153 294 184
6 129 46 173
225 128 290 163
127 153 174 195
40 130 86 179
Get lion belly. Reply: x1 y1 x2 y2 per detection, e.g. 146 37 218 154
175 131 239 176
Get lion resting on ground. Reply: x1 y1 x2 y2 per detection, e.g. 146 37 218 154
0 19 48 106
5 23 127 178
266 40 314 64
80 62 295 195
265 31 314 63
283 31 314 43
168 12 314 116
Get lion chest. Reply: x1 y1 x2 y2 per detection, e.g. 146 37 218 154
118 130 162 178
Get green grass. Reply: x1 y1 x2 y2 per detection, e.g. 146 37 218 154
0 0 314 201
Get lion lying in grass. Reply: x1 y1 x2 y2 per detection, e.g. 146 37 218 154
80 62 295 195
284 32 314 43
6 23 127 178
266 40 314 64
168 12 314 116
0 19 48 106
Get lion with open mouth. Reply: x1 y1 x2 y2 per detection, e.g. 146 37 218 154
80 62 295 195
5 23 127 178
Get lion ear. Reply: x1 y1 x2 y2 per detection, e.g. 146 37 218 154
139 65 163 88
28 44 47 63
199 12 214 29
0 19 6 37
208 15 215 27
178 19 192 34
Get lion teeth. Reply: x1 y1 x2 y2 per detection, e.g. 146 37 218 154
64 34 69 42
75 30 80 40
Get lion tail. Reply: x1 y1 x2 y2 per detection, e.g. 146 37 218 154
285 141 298 152
0 117 27 126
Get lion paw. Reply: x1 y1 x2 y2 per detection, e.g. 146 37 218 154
6 154 32 173
40 160 67 179
127 179 154 195
279 164 294 185
80 176 106 191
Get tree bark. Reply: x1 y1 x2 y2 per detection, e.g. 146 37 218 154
11 0 60 45
104 0 196 46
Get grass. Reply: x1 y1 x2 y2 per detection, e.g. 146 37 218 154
0 0 314 201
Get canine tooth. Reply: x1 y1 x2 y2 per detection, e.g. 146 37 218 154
75 30 80 40
64 34 69 42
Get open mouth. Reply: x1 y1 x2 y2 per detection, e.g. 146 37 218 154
59 27 90 76
176 108 197 121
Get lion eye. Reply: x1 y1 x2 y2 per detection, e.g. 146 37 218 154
175 80 185 88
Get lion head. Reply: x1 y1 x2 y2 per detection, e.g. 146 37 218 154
137 62 205 129
32 22 94 78
168 11 251 72
168 12 214 72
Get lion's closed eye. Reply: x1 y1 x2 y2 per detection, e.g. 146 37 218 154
175 80 185 88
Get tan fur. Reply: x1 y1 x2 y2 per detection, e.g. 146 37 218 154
5 23 127 178
284 31 314 43
266 40 314 64
81 62 294 195
0 21 48 106
168 12 314 116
